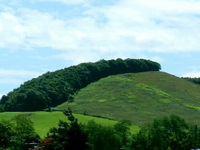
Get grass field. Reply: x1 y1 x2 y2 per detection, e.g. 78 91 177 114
0 111 140 138
57 71 200 126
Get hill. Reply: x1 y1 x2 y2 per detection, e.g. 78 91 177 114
58 71 200 126
0 58 160 111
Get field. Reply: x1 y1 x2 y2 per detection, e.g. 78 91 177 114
0 111 140 138
57 71 200 126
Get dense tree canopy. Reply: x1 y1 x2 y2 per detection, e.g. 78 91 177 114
0 58 161 111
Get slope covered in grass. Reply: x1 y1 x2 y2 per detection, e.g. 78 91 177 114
0 111 139 138
58 71 200 126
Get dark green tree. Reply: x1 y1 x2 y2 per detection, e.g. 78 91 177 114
14 115 40 149
86 120 122 150
47 108 88 150
0 120 15 149
131 115 196 150
114 120 132 149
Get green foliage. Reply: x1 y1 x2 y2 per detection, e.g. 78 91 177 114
0 115 39 150
0 58 161 111
183 77 200 86
85 120 122 150
45 109 134 150
131 115 199 150
114 120 132 149
47 108 88 150
14 115 40 149
0 120 15 149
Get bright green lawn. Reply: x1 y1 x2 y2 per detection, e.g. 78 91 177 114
0 111 140 138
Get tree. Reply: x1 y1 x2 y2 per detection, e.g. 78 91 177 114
86 120 121 150
14 115 40 149
0 120 15 149
47 108 88 150
114 120 132 149
131 115 195 150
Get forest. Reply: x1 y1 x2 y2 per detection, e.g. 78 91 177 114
0 58 161 111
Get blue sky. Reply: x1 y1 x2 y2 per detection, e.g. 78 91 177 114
1 0 200 97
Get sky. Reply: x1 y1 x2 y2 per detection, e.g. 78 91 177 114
0 0 200 97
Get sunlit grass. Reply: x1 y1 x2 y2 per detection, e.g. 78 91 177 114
57 71 200 126
0 111 140 138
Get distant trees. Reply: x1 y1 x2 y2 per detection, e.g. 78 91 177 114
183 77 200 86
0 58 161 111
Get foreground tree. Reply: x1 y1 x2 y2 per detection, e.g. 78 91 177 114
14 115 40 149
0 115 39 150
131 115 199 150
0 120 15 149
86 120 122 150
47 108 88 150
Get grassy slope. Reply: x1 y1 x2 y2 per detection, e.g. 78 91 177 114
0 111 139 138
58 71 200 126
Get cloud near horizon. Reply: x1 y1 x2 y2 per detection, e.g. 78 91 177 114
0 69 43 84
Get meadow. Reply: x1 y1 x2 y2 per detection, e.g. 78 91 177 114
0 111 140 138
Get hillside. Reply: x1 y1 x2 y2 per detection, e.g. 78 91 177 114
58 71 200 126
0 58 160 111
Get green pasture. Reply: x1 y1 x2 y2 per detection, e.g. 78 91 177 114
0 111 140 138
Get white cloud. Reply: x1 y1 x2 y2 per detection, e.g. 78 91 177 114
34 0 93 5
1 0 200 63
182 71 200 78
0 69 43 85
0 94 3 99
0 69 43 77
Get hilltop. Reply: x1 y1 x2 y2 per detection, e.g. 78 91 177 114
0 58 160 111
58 71 200 126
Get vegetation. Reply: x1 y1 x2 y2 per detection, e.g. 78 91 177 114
0 58 160 111
0 115 39 150
0 111 140 138
131 115 199 150
1 109 200 149
45 108 137 150
41 109 200 150
183 77 200 86
58 71 200 126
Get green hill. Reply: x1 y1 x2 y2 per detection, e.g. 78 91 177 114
58 71 200 126
0 58 160 111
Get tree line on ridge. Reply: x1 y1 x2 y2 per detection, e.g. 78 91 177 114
0 58 161 111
